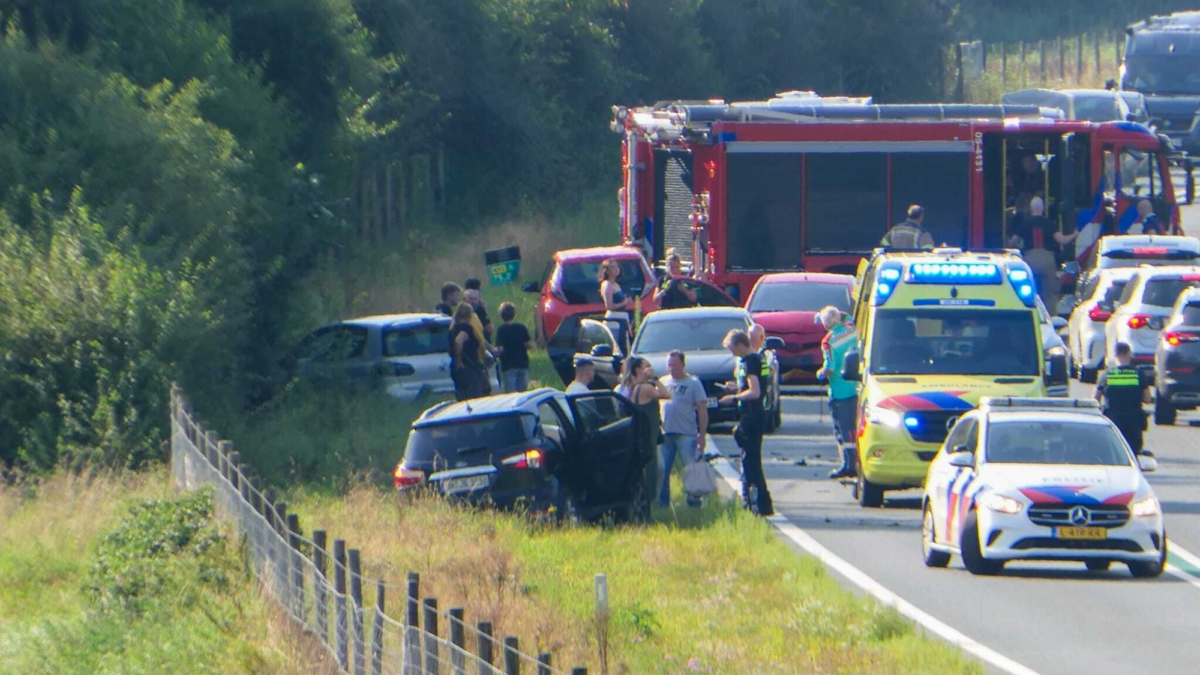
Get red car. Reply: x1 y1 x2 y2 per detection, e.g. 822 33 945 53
744 273 856 384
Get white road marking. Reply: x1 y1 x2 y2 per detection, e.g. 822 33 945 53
1169 541 1200 571
709 434 1046 675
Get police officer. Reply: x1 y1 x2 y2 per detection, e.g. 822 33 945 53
720 329 774 516
880 205 935 250
1094 342 1153 454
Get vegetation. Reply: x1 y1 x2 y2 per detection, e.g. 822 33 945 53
0 472 329 675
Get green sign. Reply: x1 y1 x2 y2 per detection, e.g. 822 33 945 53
489 260 521 286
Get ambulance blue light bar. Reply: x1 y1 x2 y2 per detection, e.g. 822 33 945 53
906 262 1002 285
1006 263 1037 307
873 262 904 306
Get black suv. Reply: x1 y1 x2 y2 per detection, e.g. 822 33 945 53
394 389 654 522
1154 288 1200 424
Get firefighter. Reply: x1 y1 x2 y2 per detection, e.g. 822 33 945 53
880 205 934 250
1094 342 1153 455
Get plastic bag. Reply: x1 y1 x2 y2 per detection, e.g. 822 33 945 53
683 460 718 497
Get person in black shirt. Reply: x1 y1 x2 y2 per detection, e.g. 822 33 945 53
653 249 698 310
494 302 532 392
720 329 774 516
449 303 487 400
435 282 462 317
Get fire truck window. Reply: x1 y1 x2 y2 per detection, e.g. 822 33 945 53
726 154 803 270
891 153 970 248
806 153 887 252
1102 149 1116 195
1119 148 1160 200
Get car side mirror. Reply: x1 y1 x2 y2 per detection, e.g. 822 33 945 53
842 352 862 382
521 281 539 293
764 336 785 351
1138 454 1158 472
1052 317 1068 330
591 344 614 358
948 452 975 468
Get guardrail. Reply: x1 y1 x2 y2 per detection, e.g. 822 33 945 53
169 384 589 675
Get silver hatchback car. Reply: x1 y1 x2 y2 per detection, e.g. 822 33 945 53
296 314 498 401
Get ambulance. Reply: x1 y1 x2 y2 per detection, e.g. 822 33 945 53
844 248 1048 507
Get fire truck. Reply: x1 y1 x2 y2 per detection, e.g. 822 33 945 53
614 94 1183 299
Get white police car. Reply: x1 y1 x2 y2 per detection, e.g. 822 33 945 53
921 397 1166 577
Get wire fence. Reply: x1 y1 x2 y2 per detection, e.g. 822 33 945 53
169 384 590 675
948 31 1126 103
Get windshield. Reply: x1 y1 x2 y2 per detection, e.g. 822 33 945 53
405 415 534 470
1123 55 1200 94
560 259 646 305
985 420 1131 466
1100 281 1129 308
748 282 852 313
1143 278 1200 307
869 309 1039 376
635 317 748 353
1071 95 1123 122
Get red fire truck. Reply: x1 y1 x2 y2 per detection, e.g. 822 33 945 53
614 96 1183 299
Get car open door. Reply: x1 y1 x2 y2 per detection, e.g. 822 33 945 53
565 391 650 519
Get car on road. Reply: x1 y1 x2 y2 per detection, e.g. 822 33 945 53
921 397 1166 577
294 314 498 400
1105 265 1200 373
394 389 655 522
1066 268 1139 383
744 272 856 384
630 307 784 431
1154 288 1200 424
1001 88 1132 123
1060 235 1200 316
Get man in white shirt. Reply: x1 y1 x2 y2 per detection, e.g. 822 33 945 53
658 350 709 507
565 357 595 394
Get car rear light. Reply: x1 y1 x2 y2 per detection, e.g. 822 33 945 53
1165 331 1200 346
393 465 424 489
1184 274 1200 282
1088 305 1112 322
1133 247 1169 256
1128 315 1151 329
1170 367 1196 374
501 449 543 470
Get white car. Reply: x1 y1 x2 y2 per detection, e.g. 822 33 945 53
1059 235 1200 316
921 397 1165 577
1037 298 1070 397
1066 268 1138 383
1106 265 1200 372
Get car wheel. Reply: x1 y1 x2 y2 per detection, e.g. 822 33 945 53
1128 536 1168 579
857 473 883 508
1085 559 1112 572
1079 365 1098 384
1155 394 1177 426
922 504 951 568
960 511 1003 576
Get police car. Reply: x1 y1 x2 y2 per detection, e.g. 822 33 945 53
920 397 1166 577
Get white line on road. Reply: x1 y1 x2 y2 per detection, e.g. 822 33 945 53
708 435 1045 675
1170 541 1200 571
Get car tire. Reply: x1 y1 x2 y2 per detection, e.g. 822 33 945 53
1128 536 1168 579
857 473 884 508
961 511 1003 576
1085 559 1112 572
1155 395 1177 426
1079 365 1098 384
922 504 952 568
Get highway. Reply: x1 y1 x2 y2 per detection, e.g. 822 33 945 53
709 382 1200 675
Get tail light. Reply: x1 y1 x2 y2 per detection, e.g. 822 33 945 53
501 449 543 470
1128 315 1151 329
393 465 424 489
1165 331 1200 347
1088 305 1112 322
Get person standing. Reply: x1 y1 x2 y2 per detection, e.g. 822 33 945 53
619 356 671 515
436 282 462 317
449 303 488 400
654 249 698 310
1094 342 1153 454
720 329 774 516
600 258 634 354
880 205 934 250
817 306 859 479
464 278 494 343
566 357 595 394
1008 197 1069 311
658 350 709 507
494 301 532 393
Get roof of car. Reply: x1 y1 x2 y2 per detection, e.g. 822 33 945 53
1132 264 1200 279
415 388 559 425
639 306 751 323
555 246 646 263
984 410 1112 425
343 313 450 329
754 272 855 285
1099 235 1200 251
1096 267 1141 281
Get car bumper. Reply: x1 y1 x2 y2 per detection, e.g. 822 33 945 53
977 510 1165 563
858 425 937 489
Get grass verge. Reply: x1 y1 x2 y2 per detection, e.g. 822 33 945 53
0 471 330 675
286 483 985 675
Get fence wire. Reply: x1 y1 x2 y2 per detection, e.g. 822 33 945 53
169 387 573 675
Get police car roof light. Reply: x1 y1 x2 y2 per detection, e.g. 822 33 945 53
980 396 1102 411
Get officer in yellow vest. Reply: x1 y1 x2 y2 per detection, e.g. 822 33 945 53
1094 342 1153 454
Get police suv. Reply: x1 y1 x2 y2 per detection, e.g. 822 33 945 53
921 397 1166 577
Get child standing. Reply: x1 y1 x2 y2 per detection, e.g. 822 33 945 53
495 302 532 392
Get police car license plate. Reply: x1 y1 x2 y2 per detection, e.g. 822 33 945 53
707 397 719 409
442 475 489 494
1056 526 1107 540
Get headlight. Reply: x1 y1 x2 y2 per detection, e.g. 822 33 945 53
1045 345 1067 358
864 405 903 428
1131 496 1161 518
980 492 1024 515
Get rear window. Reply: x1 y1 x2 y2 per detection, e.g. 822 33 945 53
1181 304 1200 325
560 259 646 305
1142 278 1200 307
1100 280 1128 307
383 323 449 356
749 282 852 313
405 415 534 469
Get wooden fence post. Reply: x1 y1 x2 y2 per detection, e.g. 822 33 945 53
287 514 304 622
1058 36 1065 80
404 573 420 675
371 581 386 675
537 653 552 675
274 502 288 538
349 549 365 675
313 530 329 646
273 501 290 608
477 621 494 675
423 598 440 675
503 636 520 675
334 540 348 670
1077 33 1084 82
449 607 466 675
227 451 240 492
204 429 219 467
1094 32 1101 77
1001 41 1007 85
1020 42 1027 88
216 440 233 480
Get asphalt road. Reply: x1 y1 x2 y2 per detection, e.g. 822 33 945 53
709 382 1200 675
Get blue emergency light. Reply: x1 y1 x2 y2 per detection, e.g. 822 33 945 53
906 262 1001 285
1006 263 1037 307
872 262 904 306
